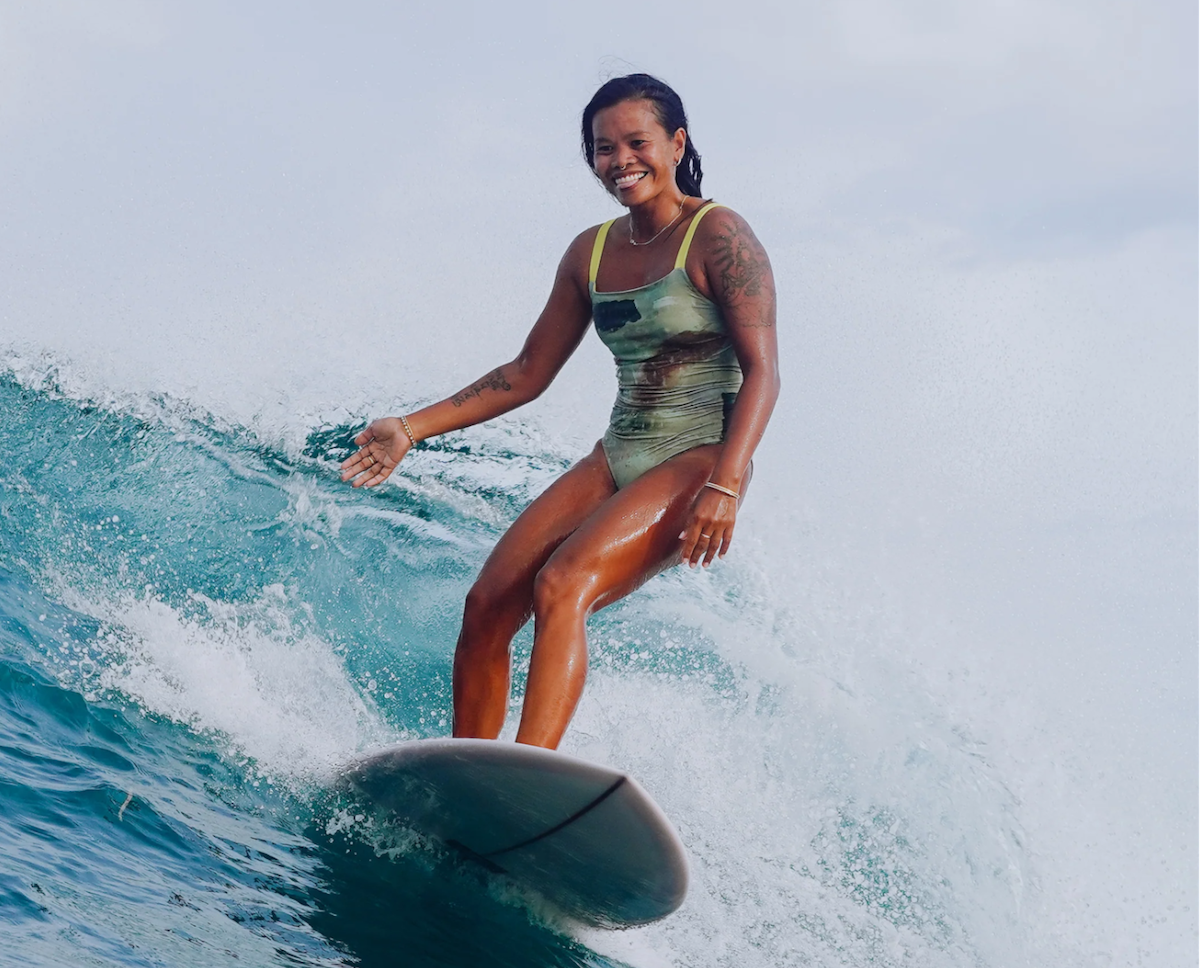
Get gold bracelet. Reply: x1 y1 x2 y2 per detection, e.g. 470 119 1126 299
704 481 740 500
398 414 418 446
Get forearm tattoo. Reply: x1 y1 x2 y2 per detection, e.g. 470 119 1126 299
712 218 775 328
451 367 512 407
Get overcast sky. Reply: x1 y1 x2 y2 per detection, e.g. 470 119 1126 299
1 2 1194 523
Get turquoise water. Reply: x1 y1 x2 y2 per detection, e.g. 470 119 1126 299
0 371 633 966
0 362 1189 967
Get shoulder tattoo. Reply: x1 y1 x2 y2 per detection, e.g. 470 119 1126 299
710 217 775 327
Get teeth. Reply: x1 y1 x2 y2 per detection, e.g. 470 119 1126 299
615 172 646 187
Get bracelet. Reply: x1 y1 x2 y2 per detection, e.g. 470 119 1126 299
704 481 740 500
398 414 418 446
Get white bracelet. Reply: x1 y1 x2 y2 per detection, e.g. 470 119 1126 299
704 481 740 500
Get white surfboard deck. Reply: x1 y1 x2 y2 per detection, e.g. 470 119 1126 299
339 738 688 927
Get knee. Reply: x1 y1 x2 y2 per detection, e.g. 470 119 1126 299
460 576 525 641
462 580 499 625
532 557 594 620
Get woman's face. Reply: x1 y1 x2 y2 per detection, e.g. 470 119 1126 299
591 99 686 206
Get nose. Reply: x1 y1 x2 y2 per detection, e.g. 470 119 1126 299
613 143 637 170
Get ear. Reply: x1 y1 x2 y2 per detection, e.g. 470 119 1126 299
673 128 687 161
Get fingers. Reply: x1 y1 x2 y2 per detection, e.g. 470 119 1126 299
340 444 397 487
696 526 728 567
356 464 394 488
679 491 737 568
352 453 397 488
702 527 724 567
341 419 413 487
716 523 734 560
342 421 385 477
678 520 705 567
339 447 373 481
679 525 718 568
339 455 362 481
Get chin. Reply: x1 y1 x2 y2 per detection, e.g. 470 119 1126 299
620 184 661 206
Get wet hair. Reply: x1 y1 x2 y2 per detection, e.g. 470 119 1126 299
581 73 703 197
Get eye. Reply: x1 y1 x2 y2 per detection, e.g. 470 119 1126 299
630 140 647 148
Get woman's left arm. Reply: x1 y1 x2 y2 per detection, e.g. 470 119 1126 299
680 208 781 566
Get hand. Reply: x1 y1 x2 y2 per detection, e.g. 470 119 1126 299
678 487 737 568
339 417 412 488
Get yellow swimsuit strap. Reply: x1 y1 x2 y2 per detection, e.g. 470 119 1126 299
589 219 616 290
588 202 726 289
673 201 724 270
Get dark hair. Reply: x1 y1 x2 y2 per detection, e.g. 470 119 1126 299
581 73 703 197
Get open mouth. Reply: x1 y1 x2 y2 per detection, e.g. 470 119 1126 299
614 172 647 190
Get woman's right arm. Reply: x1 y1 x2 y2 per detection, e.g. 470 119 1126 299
340 230 596 488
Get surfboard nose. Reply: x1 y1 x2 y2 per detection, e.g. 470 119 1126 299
340 738 688 927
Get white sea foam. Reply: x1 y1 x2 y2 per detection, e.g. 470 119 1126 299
563 601 1024 966
52 582 398 787
565 507 1194 967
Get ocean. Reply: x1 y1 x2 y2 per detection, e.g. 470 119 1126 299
0 347 1192 966
1 4 1195 964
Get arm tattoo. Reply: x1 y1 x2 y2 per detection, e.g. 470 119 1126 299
711 218 775 328
451 367 512 407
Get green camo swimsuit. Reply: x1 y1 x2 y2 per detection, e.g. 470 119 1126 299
589 202 743 489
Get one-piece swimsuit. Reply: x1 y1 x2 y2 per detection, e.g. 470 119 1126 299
589 201 743 489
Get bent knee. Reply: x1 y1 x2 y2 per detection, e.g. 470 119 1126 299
532 557 596 617
463 580 499 620
462 575 530 633
456 589 518 668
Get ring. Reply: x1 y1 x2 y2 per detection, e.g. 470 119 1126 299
700 532 712 538
365 455 375 466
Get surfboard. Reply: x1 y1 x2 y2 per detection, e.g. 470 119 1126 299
338 738 689 927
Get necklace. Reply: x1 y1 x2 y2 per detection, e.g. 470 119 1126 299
628 197 686 246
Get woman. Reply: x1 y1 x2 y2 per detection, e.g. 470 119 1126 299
340 74 779 750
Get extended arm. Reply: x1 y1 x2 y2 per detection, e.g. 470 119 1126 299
341 233 595 487
680 208 781 564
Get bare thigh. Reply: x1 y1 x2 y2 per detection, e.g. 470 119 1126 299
467 441 617 622
535 443 735 612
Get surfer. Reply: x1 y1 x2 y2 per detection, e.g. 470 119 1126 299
340 74 779 750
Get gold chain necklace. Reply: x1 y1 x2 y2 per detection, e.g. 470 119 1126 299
628 197 685 246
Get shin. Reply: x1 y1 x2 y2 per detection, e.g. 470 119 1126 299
452 580 531 739
515 561 594 749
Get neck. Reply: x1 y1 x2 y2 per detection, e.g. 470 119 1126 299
627 191 687 237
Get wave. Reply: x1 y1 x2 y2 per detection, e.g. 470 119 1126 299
0 357 1158 967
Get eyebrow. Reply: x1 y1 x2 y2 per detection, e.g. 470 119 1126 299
595 130 654 143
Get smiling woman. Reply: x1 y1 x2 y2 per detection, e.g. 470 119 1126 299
340 73 780 750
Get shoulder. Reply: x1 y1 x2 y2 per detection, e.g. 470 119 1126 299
548 222 605 296
571 221 614 256
558 221 615 278
688 204 774 303
546 221 616 304
693 205 768 259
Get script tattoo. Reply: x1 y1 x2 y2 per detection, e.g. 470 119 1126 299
452 367 512 407
711 216 775 328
